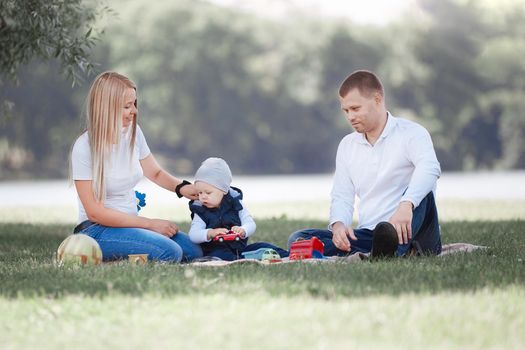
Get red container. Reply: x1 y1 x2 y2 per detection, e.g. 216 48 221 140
289 237 324 260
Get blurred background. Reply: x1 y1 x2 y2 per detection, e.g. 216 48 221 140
0 0 524 223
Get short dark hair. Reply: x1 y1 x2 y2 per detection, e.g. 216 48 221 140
338 70 384 98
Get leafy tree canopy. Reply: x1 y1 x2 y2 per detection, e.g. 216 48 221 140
0 0 108 85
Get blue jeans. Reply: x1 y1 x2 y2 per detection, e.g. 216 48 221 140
288 192 442 257
79 224 203 263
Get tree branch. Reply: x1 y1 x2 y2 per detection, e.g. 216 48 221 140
0 14 6 30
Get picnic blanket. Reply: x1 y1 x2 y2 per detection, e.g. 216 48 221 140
439 242 488 256
189 243 488 267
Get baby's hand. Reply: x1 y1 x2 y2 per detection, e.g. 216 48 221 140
207 228 229 240
231 226 246 238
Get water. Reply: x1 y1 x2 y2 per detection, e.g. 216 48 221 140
1 171 524 207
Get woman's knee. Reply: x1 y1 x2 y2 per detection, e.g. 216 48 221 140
171 232 203 261
153 240 183 262
121 229 184 262
82 226 184 262
112 227 184 262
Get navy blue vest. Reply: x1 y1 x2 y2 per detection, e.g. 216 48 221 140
189 187 244 229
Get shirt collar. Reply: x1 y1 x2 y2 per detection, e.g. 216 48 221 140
357 111 396 145
380 112 396 139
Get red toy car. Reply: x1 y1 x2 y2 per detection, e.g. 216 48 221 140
213 231 242 243
289 237 325 260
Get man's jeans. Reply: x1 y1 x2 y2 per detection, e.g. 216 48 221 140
287 192 442 257
79 224 203 263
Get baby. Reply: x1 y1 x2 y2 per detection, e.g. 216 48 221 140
188 157 287 261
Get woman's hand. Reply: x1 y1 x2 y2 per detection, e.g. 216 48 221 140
148 219 179 237
180 183 199 200
231 226 246 238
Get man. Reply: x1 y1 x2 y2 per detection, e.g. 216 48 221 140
289 70 442 257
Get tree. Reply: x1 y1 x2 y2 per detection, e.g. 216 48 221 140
0 0 108 85
2 0 523 178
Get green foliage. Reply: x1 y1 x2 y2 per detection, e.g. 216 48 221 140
0 63 86 178
0 0 110 174
0 0 524 178
0 0 109 85
101 1 351 174
393 0 525 170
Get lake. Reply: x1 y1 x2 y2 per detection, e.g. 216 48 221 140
1 171 524 207
0 171 525 223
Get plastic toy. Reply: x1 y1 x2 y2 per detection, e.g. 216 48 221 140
241 248 281 262
289 237 325 260
56 234 102 266
213 231 242 243
135 191 146 211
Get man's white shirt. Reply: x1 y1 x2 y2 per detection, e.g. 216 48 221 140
329 112 441 230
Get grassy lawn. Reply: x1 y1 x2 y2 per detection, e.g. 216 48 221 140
1 216 524 349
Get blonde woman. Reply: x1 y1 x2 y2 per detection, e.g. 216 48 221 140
71 71 202 262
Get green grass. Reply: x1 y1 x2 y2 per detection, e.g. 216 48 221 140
0 220 524 298
1 289 523 349
1 218 524 349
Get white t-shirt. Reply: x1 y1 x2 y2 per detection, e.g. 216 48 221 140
71 125 151 223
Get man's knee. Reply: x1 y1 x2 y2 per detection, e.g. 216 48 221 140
287 231 303 248
287 229 316 249
287 228 334 249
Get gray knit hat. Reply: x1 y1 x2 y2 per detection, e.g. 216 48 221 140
194 157 232 193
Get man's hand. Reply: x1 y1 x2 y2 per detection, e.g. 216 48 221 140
207 228 229 240
332 221 357 252
180 184 199 200
231 226 246 238
388 201 413 244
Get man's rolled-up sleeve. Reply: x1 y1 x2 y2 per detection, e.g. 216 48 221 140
401 127 441 208
329 140 355 230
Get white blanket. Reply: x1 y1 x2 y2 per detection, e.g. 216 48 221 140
188 243 488 266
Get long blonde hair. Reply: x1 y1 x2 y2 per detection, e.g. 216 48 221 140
86 71 137 202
